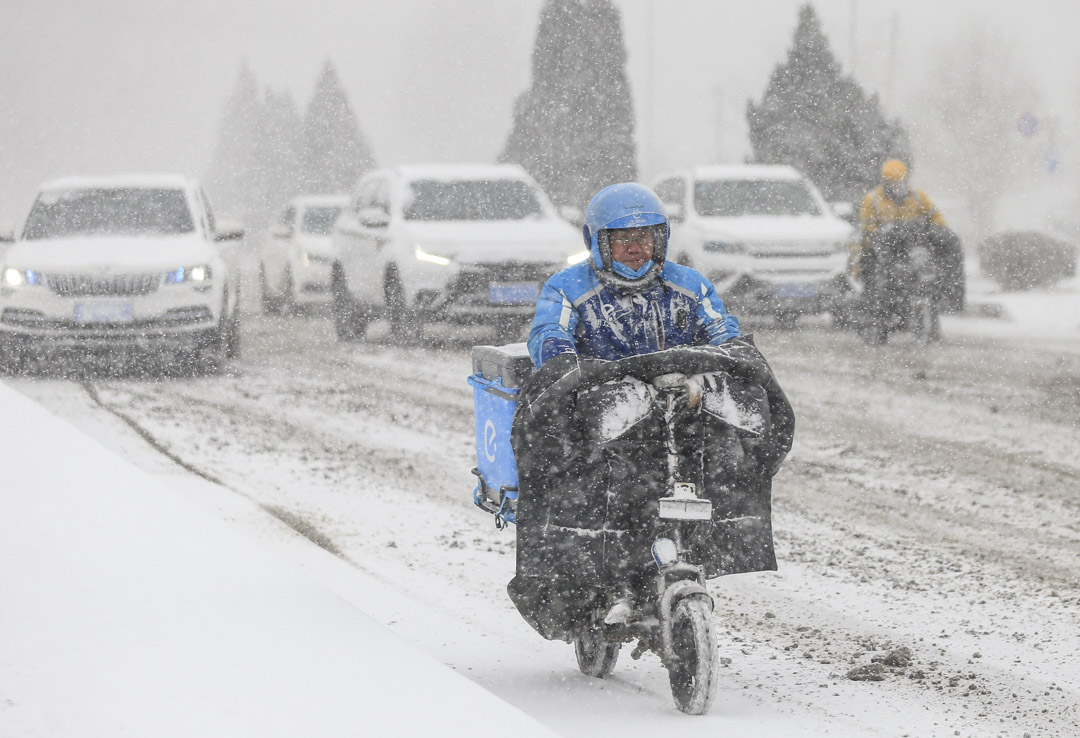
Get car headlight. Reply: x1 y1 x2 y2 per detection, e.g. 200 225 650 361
2 267 44 287
165 265 212 283
566 250 590 265
414 246 451 266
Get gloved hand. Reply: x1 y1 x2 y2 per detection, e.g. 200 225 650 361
539 351 579 379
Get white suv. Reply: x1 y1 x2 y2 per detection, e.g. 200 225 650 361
259 194 348 314
653 165 855 327
330 163 583 342
0 174 243 372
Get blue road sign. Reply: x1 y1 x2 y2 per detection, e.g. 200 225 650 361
1017 113 1039 137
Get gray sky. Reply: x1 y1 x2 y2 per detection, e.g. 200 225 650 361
3 0 1079 231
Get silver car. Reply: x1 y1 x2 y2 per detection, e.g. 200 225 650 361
0 174 243 373
654 165 855 328
330 164 585 343
259 194 348 315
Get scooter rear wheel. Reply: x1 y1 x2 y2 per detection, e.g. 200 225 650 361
912 299 940 344
668 597 719 715
574 628 621 678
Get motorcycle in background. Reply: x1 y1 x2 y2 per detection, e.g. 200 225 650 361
861 218 944 345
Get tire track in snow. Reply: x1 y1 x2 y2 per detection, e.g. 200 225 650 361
82 380 346 558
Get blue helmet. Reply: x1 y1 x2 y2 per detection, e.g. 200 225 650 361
582 183 669 289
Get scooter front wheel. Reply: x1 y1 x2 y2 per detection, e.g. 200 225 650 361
667 597 719 715
574 628 621 678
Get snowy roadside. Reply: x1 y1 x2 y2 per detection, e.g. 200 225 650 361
949 266 1080 343
0 380 556 738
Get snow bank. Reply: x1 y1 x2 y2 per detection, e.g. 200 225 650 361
958 268 1080 340
0 381 555 738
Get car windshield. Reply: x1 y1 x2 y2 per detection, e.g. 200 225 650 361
694 179 822 217
403 180 544 221
301 206 342 235
22 188 195 239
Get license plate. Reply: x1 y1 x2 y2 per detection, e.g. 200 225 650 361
489 282 539 305
74 301 134 323
773 283 818 299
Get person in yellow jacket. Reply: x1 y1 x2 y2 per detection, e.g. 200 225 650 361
852 158 947 278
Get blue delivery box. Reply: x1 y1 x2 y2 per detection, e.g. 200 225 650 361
468 342 534 527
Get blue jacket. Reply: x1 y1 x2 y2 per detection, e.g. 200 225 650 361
527 262 742 367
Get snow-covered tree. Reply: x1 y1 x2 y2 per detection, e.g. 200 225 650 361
500 0 636 209
206 69 307 233
207 61 375 233
257 88 304 230
746 4 910 204
205 64 264 222
301 61 376 195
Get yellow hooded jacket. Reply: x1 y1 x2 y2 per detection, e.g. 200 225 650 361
852 186 947 277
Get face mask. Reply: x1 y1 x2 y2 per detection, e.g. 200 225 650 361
612 259 655 280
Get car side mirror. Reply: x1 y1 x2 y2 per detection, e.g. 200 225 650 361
358 207 390 229
665 203 685 223
0 224 14 243
558 204 583 226
214 219 245 242
830 201 855 222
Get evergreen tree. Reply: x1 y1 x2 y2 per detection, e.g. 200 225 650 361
746 4 910 204
257 87 305 230
205 64 263 222
500 0 636 209
301 61 376 195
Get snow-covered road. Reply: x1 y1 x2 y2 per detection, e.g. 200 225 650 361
6 272 1079 737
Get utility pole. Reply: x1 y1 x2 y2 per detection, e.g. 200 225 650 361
643 0 654 180
849 0 858 74
887 12 899 103
713 86 724 164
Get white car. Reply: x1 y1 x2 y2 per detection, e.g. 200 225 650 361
330 163 585 342
259 194 348 314
0 174 243 372
653 165 855 327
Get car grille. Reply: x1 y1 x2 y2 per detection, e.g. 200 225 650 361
46 273 162 297
1 306 212 329
745 242 838 258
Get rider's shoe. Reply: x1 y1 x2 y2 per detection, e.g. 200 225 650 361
603 596 635 625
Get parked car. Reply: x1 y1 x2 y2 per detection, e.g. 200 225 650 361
330 163 584 342
653 165 855 328
259 194 348 315
0 174 243 373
